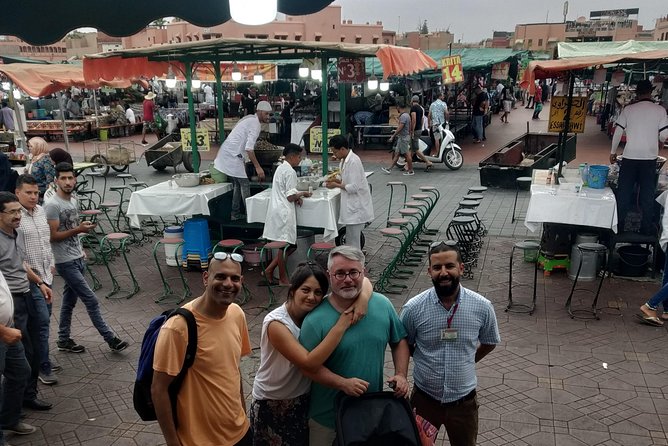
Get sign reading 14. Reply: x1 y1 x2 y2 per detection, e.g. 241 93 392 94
441 56 463 85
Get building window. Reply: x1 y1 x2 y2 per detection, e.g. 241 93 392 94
295 35 302 41
384 39 390 44
315 35 322 41
538 38 543 47
372 37 379 44
528 39 533 47
355 37 361 44
340 36 345 42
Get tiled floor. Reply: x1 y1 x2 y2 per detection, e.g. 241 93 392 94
9 105 668 445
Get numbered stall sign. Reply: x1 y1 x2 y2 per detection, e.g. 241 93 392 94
180 128 211 151
310 127 341 153
441 56 463 85
337 57 366 83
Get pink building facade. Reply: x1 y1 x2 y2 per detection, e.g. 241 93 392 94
122 6 395 48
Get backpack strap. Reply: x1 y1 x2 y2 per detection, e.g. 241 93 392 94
167 308 198 428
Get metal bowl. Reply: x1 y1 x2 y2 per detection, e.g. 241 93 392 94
172 173 200 187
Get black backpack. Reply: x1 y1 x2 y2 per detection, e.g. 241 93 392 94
133 308 197 425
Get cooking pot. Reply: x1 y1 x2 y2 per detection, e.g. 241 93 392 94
171 173 200 187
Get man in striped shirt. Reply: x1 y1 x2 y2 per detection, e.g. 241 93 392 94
16 174 60 386
401 242 500 446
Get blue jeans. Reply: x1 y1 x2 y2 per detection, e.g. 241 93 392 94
56 257 115 343
12 291 43 402
647 253 668 312
29 282 53 375
230 176 251 218
472 116 483 140
0 330 31 442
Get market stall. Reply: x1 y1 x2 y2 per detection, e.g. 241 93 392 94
126 181 233 228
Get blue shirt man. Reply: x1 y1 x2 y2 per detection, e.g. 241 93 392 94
401 242 500 446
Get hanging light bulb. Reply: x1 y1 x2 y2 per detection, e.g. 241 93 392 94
298 62 310 78
367 74 378 90
253 70 263 84
165 65 177 89
229 0 277 25
12 89 21 100
311 62 322 81
379 80 390 91
1 82 10 91
191 71 201 89
231 63 242 82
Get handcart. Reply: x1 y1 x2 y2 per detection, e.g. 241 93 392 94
83 140 137 176
142 134 194 174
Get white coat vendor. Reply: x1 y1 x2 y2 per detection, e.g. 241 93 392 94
261 144 312 285
214 100 272 221
325 134 374 249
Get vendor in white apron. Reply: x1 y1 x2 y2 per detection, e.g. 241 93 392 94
325 135 374 250
261 144 312 285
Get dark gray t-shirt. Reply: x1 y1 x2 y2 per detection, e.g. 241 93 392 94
44 195 83 264
0 228 30 293
398 112 411 138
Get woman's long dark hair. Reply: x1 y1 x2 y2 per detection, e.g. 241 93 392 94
287 262 329 300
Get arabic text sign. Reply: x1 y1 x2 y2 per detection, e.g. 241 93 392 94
441 56 463 85
548 96 587 133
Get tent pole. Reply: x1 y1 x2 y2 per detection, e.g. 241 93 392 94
339 80 347 137
58 92 70 152
214 62 225 144
321 54 329 174
92 89 100 127
556 72 575 185
184 62 200 173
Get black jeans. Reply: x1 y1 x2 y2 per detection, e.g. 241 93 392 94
234 427 253 446
617 159 657 234
12 291 41 402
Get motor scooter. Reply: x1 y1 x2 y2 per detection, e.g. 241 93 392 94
398 123 463 170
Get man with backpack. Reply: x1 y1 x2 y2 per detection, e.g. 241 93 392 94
152 252 252 446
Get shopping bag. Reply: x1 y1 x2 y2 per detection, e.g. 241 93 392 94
414 411 438 446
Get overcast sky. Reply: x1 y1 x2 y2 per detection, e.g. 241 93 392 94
333 0 667 42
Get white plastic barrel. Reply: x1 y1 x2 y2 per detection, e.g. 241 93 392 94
163 226 184 267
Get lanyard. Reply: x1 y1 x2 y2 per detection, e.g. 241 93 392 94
446 303 459 329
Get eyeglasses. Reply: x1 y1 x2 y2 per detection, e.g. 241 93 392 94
429 240 459 253
213 252 244 263
331 270 362 281
1 209 22 215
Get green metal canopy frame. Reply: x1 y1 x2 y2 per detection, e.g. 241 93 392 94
84 37 437 173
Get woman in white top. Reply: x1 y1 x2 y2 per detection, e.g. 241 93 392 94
251 263 371 446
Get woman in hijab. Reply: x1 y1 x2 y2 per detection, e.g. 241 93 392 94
27 137 55 196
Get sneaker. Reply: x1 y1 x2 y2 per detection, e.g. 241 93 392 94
403 171 415 176
4 421 36 435
381 167 392 174
108 337 129 352
39 372 58 385
57 339 85 353
51 364 63 373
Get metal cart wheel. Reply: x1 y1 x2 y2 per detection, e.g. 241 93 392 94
182 151 194 172
111 164 129 173
90 154 110 176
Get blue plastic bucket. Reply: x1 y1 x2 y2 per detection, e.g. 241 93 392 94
587 165 609 189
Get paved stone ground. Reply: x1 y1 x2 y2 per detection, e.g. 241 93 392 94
8 105 668 445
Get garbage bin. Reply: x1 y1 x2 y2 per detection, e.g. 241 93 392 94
568 233 601 281
163 226 183 267
284 230 315 278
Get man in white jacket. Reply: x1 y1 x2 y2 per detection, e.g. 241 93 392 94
325 135 374 250
261 144 312 285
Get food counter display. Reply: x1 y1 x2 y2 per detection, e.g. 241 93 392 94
25 118 96 140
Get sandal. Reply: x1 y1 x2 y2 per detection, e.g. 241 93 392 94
425 164 433 172
635 314 664 327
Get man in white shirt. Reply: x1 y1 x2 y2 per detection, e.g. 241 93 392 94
611 80 668 235
214 101 272 221
261 144 312 285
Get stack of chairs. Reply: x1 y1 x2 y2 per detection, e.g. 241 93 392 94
445 189 488 278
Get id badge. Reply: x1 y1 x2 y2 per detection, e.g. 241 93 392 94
440 328 458 341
